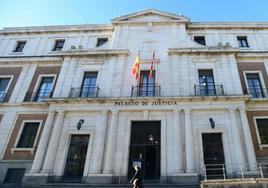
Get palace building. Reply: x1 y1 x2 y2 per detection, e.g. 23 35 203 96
0 9 268 186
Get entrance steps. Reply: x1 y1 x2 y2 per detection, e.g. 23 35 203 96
40 183 200 188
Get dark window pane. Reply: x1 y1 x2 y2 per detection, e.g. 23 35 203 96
194 36 206 46
96 38 108 47
53 40 65 51
17 122 40 148
246 73 264 98
198 70 215 96
139 71 155 97
14 41 26 52
81 72 98 97
256 119 268 144
35 77 54 101
237 36 249 48
4 168 25 184
0 78 10 102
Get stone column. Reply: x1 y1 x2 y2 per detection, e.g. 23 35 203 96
91 110 108 174
30 111 56 173
173 109 183 173
229 109 246 169
239 108 258 171
184 109 195 173
41 110 65 173
103 110 119 174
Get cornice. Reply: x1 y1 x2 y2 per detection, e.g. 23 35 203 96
59 49 130 57
188 22 268 30
168 47 239 55
0 24 114 35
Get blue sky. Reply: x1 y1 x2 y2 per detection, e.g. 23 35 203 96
1 0 268 28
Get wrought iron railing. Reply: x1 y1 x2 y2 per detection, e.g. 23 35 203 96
24 91 53 102
131 85 161 97
244 87 268 98
194 85 224 96
0 91 7 103
69 87 100 98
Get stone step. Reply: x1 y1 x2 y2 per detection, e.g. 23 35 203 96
40 183 200 188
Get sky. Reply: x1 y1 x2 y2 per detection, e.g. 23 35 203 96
1 0 268 29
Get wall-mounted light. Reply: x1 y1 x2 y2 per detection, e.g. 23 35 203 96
209 118 215 129
77 119 85 130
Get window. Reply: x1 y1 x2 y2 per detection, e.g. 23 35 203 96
256 119 268 145
198 70 216 96
80 72 98 97
35 76 54 101
13 41 26 52
53 40 65 51
4 168 25 184
96 38 108 47
194 36 206 46
139 70 155 97
246 73 264 98
0 77 11 102
237 36 249 48
16 122 40 148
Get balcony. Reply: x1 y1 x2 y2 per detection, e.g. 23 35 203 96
24 91 53 102
69 87 100 98
194 85 224 96
131 85 161 97
244 87 268 98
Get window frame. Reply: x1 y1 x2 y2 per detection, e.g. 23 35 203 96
80 71 99 97
243 71 267 97
237 36 249 48
33 74 57 101
12 120 43 154
52 39 65 51
0 75 14 102
253 117 268 150
13 41 27 53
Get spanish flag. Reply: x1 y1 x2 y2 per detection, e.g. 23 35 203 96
149 50 155 79
132 51 140 80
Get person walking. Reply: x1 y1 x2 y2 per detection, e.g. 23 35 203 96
130 166 143 188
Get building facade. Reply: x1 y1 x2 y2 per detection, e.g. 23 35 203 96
0 9 268 185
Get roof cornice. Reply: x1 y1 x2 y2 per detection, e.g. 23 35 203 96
0 24 114 35
188 22 268 30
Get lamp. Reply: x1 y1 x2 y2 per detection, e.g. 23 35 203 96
209 118 215 129
77 119 85 130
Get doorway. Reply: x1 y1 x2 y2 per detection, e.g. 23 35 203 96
128 121 161 180
202 133 225 179
63 135 89 182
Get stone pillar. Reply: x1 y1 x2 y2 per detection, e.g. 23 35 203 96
239 108 258 171
229 109 246 169
30 111 56 173
173 109 183 173
41 110 65 173
91 110 108 174
184 109 195 173
103 110 119 174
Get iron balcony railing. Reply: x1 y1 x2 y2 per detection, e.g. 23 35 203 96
0 91 7 103
131 85 161 97
194 84 224 96
244 87 268 98
24 91 53 102
69 86 100 98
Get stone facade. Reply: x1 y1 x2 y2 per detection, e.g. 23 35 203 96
0 9 267 185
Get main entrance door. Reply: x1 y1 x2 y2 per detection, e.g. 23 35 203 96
202 133 225 179
128 121 161 180
63 135 89 182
